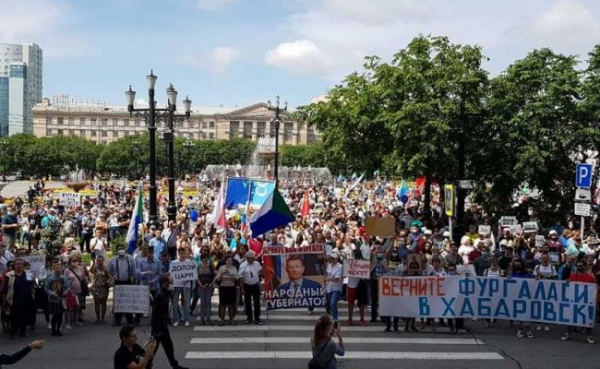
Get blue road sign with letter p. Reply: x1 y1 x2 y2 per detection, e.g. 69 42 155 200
576 163 593 189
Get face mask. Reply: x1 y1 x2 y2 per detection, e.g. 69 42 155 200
392 252 398 258
118 250 125 257
482 252 490 259
376 253 384 261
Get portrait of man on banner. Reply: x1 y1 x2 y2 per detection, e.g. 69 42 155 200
263 246 326 310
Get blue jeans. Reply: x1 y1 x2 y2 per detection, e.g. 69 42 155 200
327 291 342 321
172 287 191 323
198 286 213 322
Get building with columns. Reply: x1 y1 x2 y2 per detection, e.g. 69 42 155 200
32 95 320 145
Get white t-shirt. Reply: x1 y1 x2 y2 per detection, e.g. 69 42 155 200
347 276 360 289
458 245 474 265
534 264 557 279
326 263 343 293
238 261 262 285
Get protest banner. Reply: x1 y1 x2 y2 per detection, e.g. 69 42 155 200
365 217 395 237
169 261 198 287
456 265 476 277
113 285 150 314
500 216 518 227
263 244 326 310
509 224 522 235
379 276 596 327
343 259 370 279
535 235 546 248
24 255 45 279
58 193 81 207
523 221 539 233
478 225 491 235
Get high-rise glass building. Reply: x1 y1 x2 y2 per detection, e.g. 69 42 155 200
0 43 43 137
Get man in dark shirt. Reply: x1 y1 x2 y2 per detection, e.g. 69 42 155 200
1 207 18 250
114 325 155 369
150 276 188 369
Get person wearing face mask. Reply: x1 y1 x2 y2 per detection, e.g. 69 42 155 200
473 246 492 276
561 260 596 344
109 245 138 326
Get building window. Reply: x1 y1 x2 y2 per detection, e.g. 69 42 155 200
201 132 206 139
209 121 214 128
91 130 96 137
284 122 294 142
46 117 52 125
58 129 64 136
91 118 97 125
257 121 266 137
57 117 64 125
209 132 214 139
68 117 74 125
80 118 86 126
229 121 239 139
102 131 107 137
135 119 141 127
81 130 87 137
113 131 118 138
243 121 253 139
269 121 276 137
124 119 129 127
113 118 118 125
202 121 207 129
101 118 108 126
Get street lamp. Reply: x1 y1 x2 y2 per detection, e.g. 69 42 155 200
183 138 195 177
266 96 287 188
164 87 192 222
131 139 140 178
124 70 192 227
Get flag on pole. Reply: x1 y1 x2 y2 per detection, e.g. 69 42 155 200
126 181 144 254
249 189 295 237
300 190 310 219
210 184 227 230
347 172 365 192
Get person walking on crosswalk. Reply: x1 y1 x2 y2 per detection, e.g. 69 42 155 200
149 275 189 369
310 315 345 369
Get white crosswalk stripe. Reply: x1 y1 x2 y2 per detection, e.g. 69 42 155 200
183 309 505 368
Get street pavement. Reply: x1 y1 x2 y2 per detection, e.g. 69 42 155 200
1 295 598 369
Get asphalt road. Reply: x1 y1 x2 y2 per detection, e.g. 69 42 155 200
1 297 597 369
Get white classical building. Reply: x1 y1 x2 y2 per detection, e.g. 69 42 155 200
32 95 320 145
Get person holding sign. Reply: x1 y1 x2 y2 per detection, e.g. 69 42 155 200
171 248 193 327
109 245 138 326
345 249 368 327
214 255 239 326
239 251 263 325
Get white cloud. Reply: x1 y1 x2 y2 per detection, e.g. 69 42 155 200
196 0 236 12
209 46 240 74
324 0 431 25
0 0 90 60
265 39 331 75
532 0 600 45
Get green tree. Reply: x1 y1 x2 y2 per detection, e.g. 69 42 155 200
280 143 326 168
473 48 584 224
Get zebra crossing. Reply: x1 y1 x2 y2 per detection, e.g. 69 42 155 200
182 299 505 369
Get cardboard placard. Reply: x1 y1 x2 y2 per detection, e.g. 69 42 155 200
535 236 546 247
58 193 81 207
523 222 538 233
343 259 370 279
113 285 149 314
509 224 522 235
169 261 198 287
500 216 518 227
24 255 45 279
365 217 395 237
478 225 491 235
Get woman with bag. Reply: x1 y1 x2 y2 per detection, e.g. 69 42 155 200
310 315 344 369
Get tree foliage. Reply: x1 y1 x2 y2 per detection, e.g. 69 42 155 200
280 142 326 168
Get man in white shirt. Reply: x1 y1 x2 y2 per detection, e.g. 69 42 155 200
239 251 263 325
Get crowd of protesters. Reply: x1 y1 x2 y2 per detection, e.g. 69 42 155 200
0 177 599 353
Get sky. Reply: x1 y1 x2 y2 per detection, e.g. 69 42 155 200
0 0 599 109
